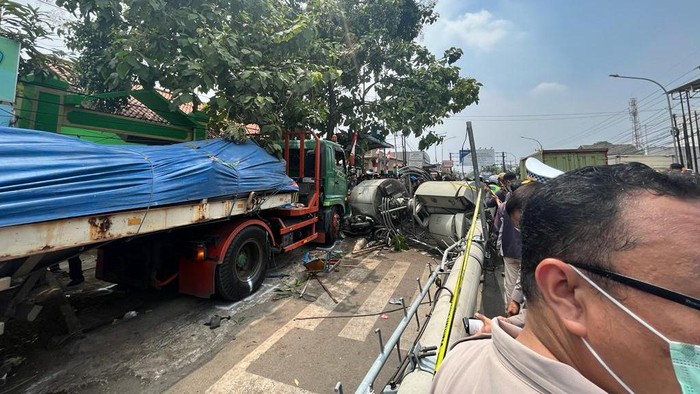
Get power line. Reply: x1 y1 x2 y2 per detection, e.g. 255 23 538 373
447 113 663 122
607 108 670 145
550 68 700 147
555 96 666 147
449 109 664 120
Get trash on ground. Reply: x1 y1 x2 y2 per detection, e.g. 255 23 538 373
122 311 138 320
204 315 231 329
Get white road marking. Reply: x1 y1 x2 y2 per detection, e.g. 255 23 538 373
214 282 278 311
338 260 410 341
206 258 381 394
293 258 381 331
208 370 313 394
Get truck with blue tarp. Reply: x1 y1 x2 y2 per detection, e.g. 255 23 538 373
0 127 348 328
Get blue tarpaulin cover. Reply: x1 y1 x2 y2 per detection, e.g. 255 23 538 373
0 127 297 228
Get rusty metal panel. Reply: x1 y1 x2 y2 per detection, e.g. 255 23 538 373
0 193 293 263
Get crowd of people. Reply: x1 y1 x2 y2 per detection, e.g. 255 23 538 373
431 162 699 394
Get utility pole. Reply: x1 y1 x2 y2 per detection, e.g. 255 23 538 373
461 124 467 178
393 132 398 175
679 99 692 169
501 152 506 172
644 124 649 155
629 97 641 150
679 94 696 170
609 73 682 166
467 122 489 239
402 134 407 167
673 114 685 165
684 91 698 172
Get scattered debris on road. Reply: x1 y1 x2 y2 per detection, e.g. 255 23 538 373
204 315 231 330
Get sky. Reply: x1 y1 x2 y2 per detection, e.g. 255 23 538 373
16 0 700 164
413 0 700 163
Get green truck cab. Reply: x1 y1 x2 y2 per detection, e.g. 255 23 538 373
286 137 349 244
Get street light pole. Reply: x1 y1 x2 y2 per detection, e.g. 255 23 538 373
520 136 544 161
609 73 682 166
506 152 519 174
441 136 455 162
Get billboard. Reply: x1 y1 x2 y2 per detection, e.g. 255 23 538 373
405 151 429 167
0 37 21 103
459 148 495 167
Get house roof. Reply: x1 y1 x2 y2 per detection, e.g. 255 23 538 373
37 68 199 125
76 87 200 126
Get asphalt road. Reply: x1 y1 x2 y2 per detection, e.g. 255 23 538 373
0 237 503 394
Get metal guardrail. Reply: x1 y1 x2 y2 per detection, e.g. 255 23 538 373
350 190 484 394
352 260 443 394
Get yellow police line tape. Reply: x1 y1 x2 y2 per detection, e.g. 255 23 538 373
446 181 478 191
434 188 483 371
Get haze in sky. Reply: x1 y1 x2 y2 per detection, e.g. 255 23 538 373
416 0 700 162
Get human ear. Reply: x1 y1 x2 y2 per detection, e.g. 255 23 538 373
535 259 587 337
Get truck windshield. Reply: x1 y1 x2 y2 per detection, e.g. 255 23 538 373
288 149 317 178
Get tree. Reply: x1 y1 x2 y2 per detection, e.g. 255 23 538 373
310 0 480 149
0 0 66 78
58 0 480 152
57 0 131 108
58 0 342 151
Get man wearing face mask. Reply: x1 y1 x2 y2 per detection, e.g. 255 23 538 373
431 163 699 394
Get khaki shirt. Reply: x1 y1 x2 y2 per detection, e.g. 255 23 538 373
431 319 606 394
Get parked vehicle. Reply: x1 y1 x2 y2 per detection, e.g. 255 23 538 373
0 128 348 319
519 148 608 178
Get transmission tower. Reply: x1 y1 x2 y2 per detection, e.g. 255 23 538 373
629 97 641 150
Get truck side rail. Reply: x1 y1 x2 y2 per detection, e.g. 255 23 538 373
0 192 294 263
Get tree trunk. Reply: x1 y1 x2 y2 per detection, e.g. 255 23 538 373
325 80 336 139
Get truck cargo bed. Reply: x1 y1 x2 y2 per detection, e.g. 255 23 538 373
0 192 295 270
0 127 297 228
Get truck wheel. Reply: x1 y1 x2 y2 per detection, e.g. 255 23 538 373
323 207 342 245
215 226 269 301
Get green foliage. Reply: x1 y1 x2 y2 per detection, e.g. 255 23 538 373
0 0 66 78
58 0 342 153
309 0 480 149
58 0 481 153
56 0 130 109
391 233 409 251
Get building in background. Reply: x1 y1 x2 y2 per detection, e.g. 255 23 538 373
363 150 404 174
459 148 496 167
0 37 21 128
395 150 430 168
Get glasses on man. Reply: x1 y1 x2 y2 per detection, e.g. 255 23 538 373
568 262 700 312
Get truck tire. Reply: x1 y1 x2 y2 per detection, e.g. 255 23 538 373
323 206 342 245
215 226 269 301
